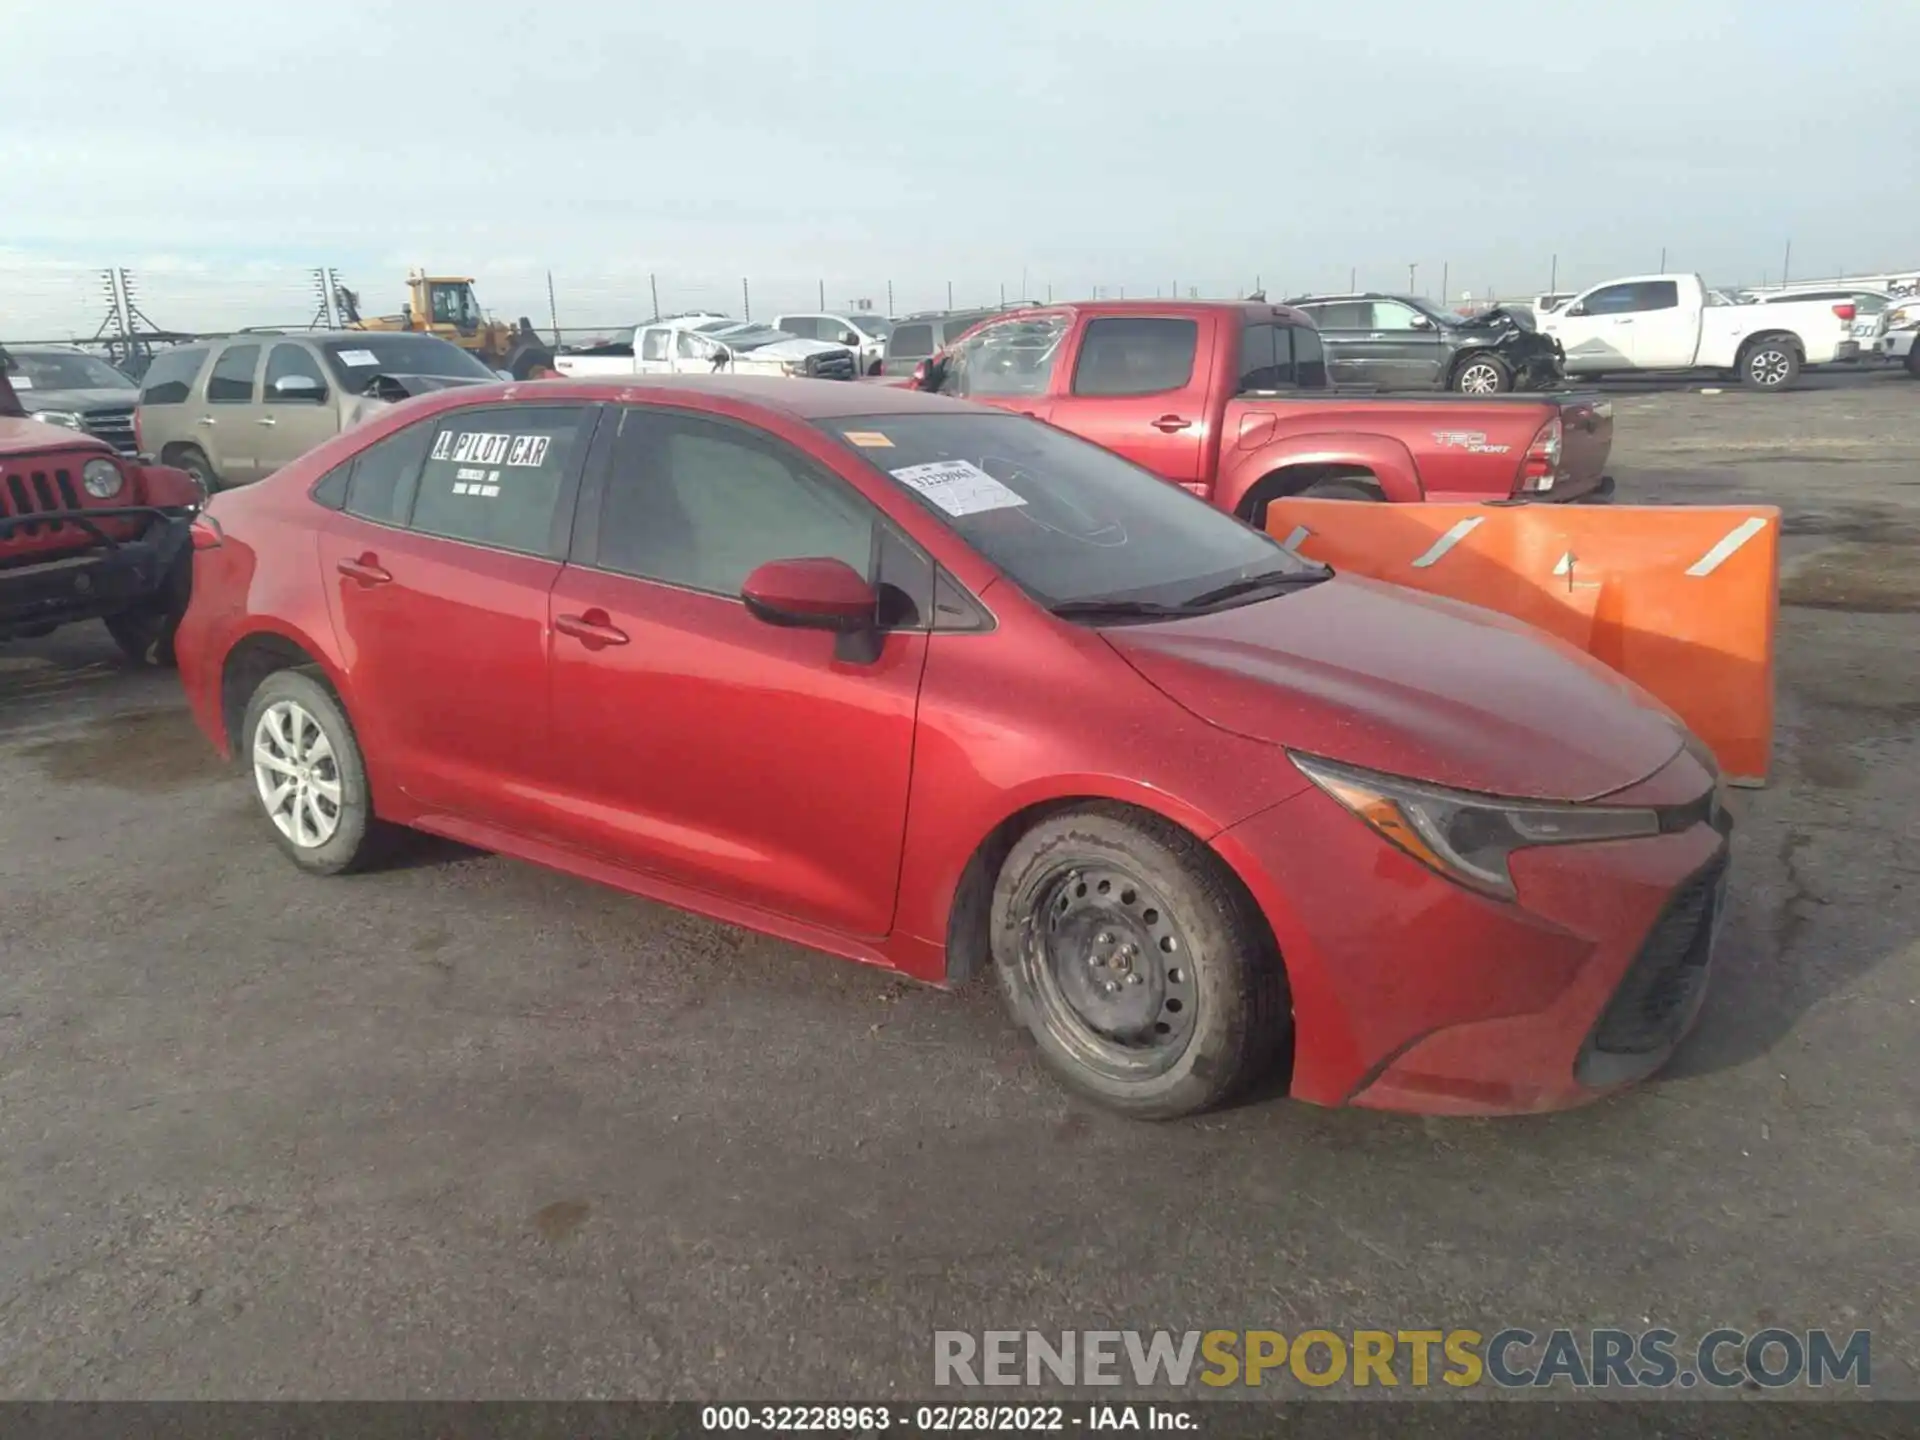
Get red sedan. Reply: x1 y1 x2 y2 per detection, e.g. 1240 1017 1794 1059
177 376 1732 1119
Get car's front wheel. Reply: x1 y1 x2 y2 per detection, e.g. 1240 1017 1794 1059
991 807 1290 1119
1452 354 1513 394
241 669 388 874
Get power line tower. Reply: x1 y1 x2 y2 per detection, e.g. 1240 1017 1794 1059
308 267 344 329
91 268 164 376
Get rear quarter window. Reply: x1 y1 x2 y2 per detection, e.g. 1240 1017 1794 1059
138 347 209 405
889 323 934 359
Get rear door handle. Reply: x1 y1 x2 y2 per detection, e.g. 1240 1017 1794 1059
1151 414 1192 433
555 609 630 648
336 554 392 586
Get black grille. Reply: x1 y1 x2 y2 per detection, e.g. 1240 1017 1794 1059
0 467 84 538
81 406 139 455
806 348 858 381
1582 858 1725 1071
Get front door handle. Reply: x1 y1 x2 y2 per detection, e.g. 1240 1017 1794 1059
195 416 216 427
257 416 277 427
1151 414 1192 433
555 609 630 648
336 553 392 586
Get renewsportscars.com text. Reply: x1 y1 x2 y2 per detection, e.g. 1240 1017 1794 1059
934 1328 1871 1391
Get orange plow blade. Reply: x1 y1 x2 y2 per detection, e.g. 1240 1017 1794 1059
1265 500 1780 784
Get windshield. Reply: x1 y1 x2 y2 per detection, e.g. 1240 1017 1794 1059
848 314 892 338
693 319 741 334
818 412 1323 613
321 335 495 384
6 350 136 392
710 326 790 351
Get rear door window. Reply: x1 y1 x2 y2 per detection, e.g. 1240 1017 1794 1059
1238 323 1326 391
1070 317 1199 396
1301 301 1370 330
639 328 671 362
206 345 262 404
408 405 594 556
780 316 821 340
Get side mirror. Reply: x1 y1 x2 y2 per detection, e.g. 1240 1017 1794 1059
910 359 932 389
272 374 327 401
1565 304 1587 318
741 557 877 632
1409 316 1434 331
841 331 861 346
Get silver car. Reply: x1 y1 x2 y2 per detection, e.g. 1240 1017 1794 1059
134 330 498 492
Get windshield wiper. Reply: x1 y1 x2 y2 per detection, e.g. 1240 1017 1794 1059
1048 598 1197 622
1180 566 1332 610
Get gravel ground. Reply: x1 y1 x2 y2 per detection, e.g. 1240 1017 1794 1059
0 370 1915 1402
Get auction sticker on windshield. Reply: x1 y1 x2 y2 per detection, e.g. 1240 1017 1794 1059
891 459 1027 517
336 349 381 367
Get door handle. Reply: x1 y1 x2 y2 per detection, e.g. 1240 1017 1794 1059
257 416 277 427
196 416 216 427
1151 414 1192 433
1614 318 1634 325
336 554 392 586
555 609 630 648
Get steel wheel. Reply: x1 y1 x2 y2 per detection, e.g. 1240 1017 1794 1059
1747 347 1792 387
1457 360 1505 394
252 698 343 849
1024 863 1197 1081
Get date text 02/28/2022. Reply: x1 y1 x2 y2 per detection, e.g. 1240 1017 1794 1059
699 1403 1193 1431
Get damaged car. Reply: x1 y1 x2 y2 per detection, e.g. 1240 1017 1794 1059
2 342 201 662
1286 292 1565 393
133 331 500 494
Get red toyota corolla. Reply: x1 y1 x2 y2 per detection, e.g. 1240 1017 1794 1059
176 376 1732 1120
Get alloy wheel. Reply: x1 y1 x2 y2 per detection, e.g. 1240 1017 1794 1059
1748 348 1791 387
252 699 343 848
1458 361 1503 394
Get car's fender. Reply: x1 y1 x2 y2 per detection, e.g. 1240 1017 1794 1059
1216 430 1424 514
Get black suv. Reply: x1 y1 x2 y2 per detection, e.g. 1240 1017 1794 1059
1285 292 1563 393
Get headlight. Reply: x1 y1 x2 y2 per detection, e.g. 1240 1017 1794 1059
1290 753 1660 900
780 359 809 376
82 457 124 498
34 409 85 430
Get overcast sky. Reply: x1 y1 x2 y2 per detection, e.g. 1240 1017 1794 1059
6 0 1919 333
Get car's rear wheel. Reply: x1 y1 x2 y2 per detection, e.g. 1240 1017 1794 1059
1739 337 1801 391
241 670 388 875
991 808 1290 1119
1452 354 1513 394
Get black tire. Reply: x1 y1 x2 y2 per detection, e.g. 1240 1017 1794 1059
990 807 1290 1119
1738 336 1801 391
1451 352 1512 394
1905 344 1920 380
240 669 391 875
104 608 178 667
1299 478 1381 501
170 445 220 498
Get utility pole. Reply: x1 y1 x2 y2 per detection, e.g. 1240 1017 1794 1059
819 279 826 310
546 270 560 346
650 273 660 322
947 280 954 309
1349 266 1357 292
742 277 751 321
1408 263 1418 294
1046 283 1053 303
999 282 1006 307
886 280 894 315
1659 247 1667 271
1020 266 1028 300
1782 240 1792 286
1441 263 1449 304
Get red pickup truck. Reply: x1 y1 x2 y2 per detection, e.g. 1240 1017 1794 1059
911 300 1614 523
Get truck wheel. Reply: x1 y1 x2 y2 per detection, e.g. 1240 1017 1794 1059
1300 479 1381 501
990 807 1290 1119
1739 338 1801 391
241 670 390 876
169 445 219 498
1452 354 1513 394
1906 345 1920 380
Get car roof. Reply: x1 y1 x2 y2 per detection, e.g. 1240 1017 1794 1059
397 374 983 422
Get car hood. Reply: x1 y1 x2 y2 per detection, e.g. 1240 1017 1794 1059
1105 576 1683 802
21 386 138 412
0 415 116 458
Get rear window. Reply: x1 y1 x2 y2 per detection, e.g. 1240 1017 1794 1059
889 323 934 359
138 347 209 405
1237 323 1328 391
1070 317 1198 397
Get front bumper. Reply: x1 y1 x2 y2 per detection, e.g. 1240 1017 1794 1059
1217 747 1730 1115
1880 329 1916 360
0 512 193 638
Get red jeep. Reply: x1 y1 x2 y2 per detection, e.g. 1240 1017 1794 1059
1 345 201 661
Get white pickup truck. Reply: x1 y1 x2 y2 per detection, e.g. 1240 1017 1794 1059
553 316 859 382
1537 273 1859 390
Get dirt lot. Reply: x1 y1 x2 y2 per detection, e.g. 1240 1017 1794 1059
1 371 1915 1401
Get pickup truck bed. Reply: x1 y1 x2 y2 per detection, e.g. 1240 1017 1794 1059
914 301 1612 519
